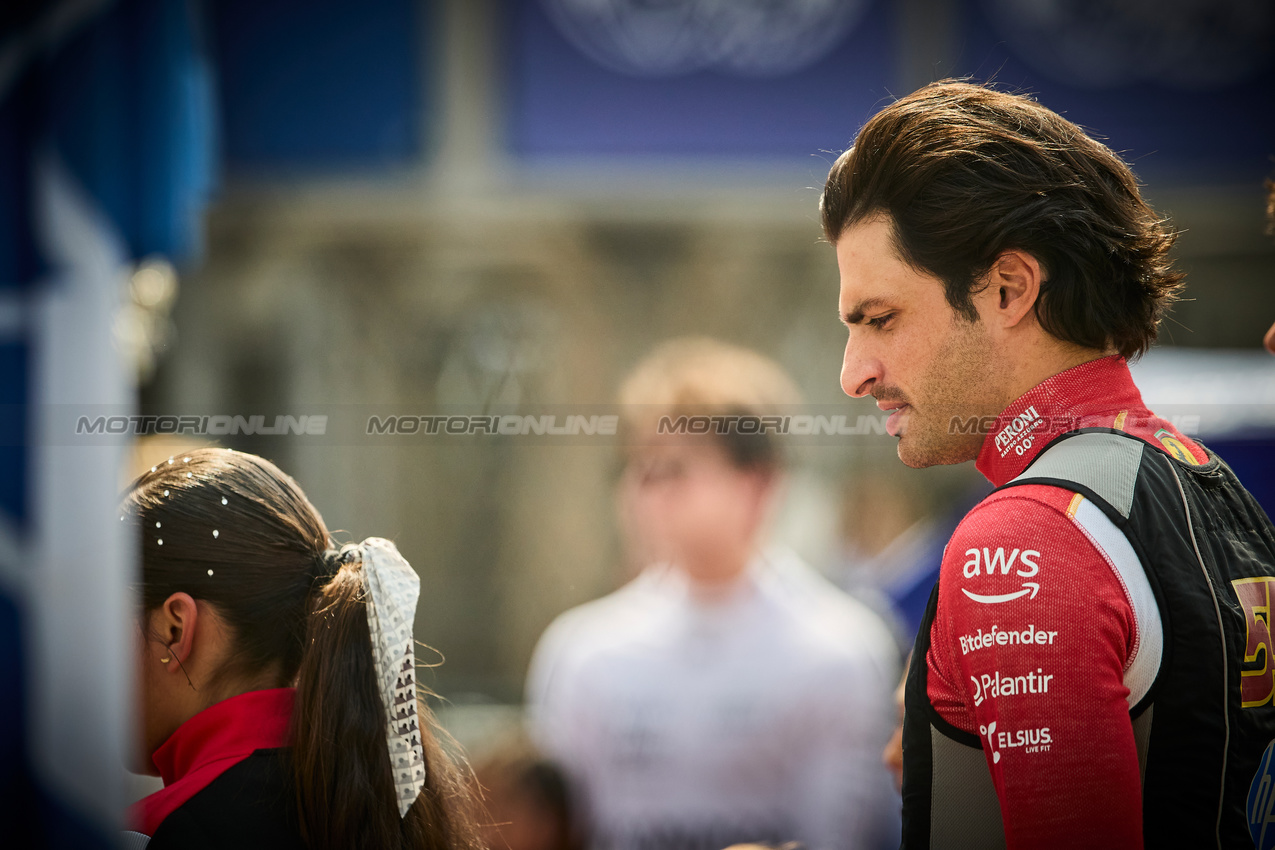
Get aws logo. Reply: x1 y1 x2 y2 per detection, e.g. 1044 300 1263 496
962 548 1041 604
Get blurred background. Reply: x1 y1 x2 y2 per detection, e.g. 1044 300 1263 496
3 0 1274 844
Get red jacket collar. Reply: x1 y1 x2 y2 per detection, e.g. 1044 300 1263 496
975 355 1147 487
151 687 294 784
132 688 294 835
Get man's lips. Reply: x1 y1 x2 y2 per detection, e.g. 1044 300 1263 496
876 400 910 437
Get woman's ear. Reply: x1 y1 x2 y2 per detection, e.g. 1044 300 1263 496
155 592 200 665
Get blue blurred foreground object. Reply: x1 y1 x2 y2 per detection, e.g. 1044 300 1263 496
0 0 215 845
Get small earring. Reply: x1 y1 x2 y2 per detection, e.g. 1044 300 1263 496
160 654 171 663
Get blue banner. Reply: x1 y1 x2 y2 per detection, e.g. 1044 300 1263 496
952 0 1275 182
505 0 896 158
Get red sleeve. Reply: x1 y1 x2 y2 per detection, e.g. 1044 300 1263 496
926 486 1144 850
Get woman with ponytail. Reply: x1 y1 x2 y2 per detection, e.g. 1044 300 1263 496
121 448 484 850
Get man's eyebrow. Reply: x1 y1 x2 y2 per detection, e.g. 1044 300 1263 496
841 297 891 325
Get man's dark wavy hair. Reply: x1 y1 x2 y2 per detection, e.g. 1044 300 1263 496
819 79 1184 360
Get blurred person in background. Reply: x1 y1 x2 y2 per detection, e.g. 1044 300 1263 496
834 469 984 650
823 80 1275 849
474 740 582 850
526 337 900 850
122 448 483 849
881 654 909 795
833 468 927 645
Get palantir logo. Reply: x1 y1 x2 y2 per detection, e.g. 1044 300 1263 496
969 668 1054 706
961 547 1041 604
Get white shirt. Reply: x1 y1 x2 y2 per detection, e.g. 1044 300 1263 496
526 547 901 850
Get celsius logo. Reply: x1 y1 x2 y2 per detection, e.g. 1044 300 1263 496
970 668 1054 706
994 405 1041 457
980 721 1052 764
962 548 1041 604
979 721 1001 763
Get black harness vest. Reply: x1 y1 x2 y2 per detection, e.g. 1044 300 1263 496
901 429 1275 849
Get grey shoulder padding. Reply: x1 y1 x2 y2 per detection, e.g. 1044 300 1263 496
1011 432 1143 519
930 728 1007 850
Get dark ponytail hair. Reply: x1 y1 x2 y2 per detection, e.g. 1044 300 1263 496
123 448 484 850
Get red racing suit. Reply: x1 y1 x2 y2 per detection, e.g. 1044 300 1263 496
924 355 1206 849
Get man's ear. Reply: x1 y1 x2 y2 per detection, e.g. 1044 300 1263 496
155 592 199 664
981 249 1044 329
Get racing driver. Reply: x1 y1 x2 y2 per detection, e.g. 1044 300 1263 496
821 80 1275 849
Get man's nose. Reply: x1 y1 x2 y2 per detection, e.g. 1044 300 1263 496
840 335 880 398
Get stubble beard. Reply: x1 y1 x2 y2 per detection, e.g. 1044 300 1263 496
896 317 1002 468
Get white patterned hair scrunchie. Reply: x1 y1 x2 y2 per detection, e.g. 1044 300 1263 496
356 537 425 817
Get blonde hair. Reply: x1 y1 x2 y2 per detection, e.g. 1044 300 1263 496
619 337 802 470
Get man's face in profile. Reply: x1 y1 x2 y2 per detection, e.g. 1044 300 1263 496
836 216 1005 467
